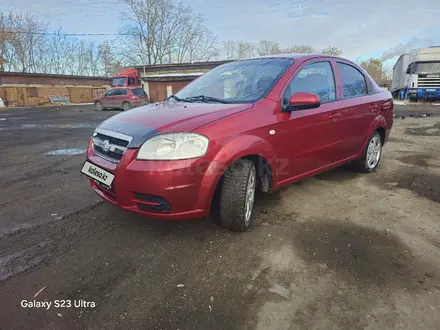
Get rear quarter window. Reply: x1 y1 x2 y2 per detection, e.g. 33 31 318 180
337 62 368 98
132 89 146 96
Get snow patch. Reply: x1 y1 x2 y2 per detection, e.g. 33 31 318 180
45 148 87 156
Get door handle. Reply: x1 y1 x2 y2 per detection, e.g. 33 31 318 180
329 112 342 121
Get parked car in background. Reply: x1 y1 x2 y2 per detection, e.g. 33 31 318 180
82 54 394 232
94 88 149 111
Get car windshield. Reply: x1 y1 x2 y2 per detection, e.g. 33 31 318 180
175 58 294 103
414 62 440 74
112 77 126 87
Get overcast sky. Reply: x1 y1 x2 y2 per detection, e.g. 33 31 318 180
3 0 440 67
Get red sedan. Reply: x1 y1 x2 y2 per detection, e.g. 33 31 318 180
81 54 393 232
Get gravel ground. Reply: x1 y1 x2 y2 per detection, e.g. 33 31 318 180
0 104 439 330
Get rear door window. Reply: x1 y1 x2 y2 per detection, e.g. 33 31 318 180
336 62 368 98
132 89 146 96
119 89 128 96
283 61 336 105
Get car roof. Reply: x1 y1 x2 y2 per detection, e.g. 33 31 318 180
240 53 345 61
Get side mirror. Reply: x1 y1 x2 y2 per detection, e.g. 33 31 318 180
104 93 108 97
282 92 321 112
406 68 410 74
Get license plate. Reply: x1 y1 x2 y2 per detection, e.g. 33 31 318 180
81 161 115 187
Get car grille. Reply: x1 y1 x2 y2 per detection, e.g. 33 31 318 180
92 130 131 163
134 193 172 213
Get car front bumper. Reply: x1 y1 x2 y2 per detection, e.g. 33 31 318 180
85 140 218 220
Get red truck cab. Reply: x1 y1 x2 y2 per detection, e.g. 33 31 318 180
111 68 142 89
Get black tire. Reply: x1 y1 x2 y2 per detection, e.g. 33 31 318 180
219 159 256 232
353 131 382 173
122 102 131 111
95 101 103 111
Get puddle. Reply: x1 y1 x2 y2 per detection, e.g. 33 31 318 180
397 154 436 167
379 168 440 203
405 123 440 137
45 148 87 156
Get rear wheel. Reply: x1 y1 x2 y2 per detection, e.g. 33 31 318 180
353 131 382 173
95 101 103 111
122 102 131 111
219 159 256 232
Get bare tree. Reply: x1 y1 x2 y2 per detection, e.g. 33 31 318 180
282 45 314 53
257 40 281 56
99 41 121 76
359 58 385 82
382 65 393 81
221 40 255 59
119 0 217 65
321 46 343 56
1 11 48 73
223 40 237 60
0 12 10 71
0 10 126 76
46 28 76 74
236 42 255 59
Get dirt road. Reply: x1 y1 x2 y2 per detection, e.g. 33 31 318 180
0 105 439 329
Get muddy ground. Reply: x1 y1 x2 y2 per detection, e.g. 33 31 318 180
0 105 439 330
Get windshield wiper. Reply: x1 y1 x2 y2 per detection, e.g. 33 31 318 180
184 95 230 104
167 94 191 102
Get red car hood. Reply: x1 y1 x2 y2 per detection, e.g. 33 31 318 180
96 101 253 148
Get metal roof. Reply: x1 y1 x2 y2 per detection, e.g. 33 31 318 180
244 53 345 60
133 60 232 72
144 72 205 78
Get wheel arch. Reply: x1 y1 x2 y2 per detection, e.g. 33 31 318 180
200 135 277 213
357 116 387 158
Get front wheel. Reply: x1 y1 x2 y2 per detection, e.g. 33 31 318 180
219 159 256 232
353 132 382 173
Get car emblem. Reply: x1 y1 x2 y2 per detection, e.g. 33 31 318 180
102 139 111 152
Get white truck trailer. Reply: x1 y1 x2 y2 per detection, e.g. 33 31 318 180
391 46 440 101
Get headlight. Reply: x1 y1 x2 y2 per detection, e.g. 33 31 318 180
137 133 209 160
